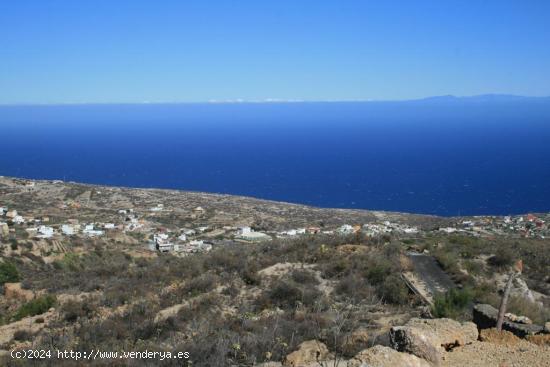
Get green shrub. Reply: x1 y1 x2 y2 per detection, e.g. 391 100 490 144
378 275 409 305
291 269 319 285
365 260 392 285
13 330 33 341
335 274 376 303
62 299 98 322
0 261 21 285
463 259 483 275
257 279 322 310
431 288 473 319
240 264 261 286
14 295 56 321
182 273 217 297
487 247 515 268
10 239 18 250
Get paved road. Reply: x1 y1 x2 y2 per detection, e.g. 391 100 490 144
405 252 455 301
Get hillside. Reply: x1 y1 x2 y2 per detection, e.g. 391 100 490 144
0 176 549 366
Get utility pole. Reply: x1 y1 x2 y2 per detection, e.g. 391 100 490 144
496 259 522 331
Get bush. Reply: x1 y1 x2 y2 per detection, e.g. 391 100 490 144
335 274 376 303
431 288 473 319
0 260 21 285
13 330 33 341
365 260 392 285
257 279 322 310
14 295 56 321
378 275 409 305
291 269 319 285
181 273 218 297
463 259 483 275
241 264 261 286
62 299 98 322
10 239 18 250
487 247 515 268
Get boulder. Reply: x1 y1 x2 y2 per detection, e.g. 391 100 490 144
390 325 442 366
473 304 544 338
544 322 550 334
402 318 478 347
512 277 536 304
504 312 532 324
389 318 478 366
283 340 330 367
350 345 431 367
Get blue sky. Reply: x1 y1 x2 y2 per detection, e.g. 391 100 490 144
1 0 549 104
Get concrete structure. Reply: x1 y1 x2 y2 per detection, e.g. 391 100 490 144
238 226 252 235
83 224 104 237
61 224 79 235
37 225 54 238
338 224 354 234
236 231 272 243
154 233 173 252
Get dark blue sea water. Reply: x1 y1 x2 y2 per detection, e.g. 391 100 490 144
1 97 549 216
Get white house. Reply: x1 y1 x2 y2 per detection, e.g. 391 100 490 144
238 226 252 235
178 233 187 241
236 231 272 243
104 223 116 229
402 227 419 234
338 224 354 234
150 204 164 212
83 224 104 237
186 240 213 252
125 222 143 231
37 225 54 238
154 233 173 252
61 225 73 235
280 229 298 236
157 242 174 252
13 215 25 224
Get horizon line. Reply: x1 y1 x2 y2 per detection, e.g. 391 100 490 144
1 93 549 107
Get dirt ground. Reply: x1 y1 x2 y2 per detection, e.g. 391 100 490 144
442 339 550 367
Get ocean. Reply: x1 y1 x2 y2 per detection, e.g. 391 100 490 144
1 97 549 216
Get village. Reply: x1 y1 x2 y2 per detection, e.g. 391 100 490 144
1 184 548 257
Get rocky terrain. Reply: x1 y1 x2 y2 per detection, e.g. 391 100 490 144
0 176 549 366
